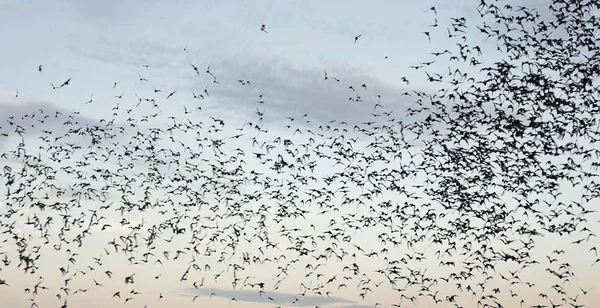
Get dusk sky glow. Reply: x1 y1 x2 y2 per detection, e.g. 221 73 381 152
1 0 599 308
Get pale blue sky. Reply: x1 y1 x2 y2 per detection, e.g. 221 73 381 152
0 0 478 121
1 0 599 308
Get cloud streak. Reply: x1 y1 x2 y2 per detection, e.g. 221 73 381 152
180 287 356 306
0 1 34 13
62 31 424 126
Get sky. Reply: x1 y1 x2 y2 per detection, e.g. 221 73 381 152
1 0 599 308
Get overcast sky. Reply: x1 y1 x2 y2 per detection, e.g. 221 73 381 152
1 0 599 308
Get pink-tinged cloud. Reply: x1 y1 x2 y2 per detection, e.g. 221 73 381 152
0 1 35 13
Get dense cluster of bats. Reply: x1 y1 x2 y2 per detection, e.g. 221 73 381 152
1 1 599 307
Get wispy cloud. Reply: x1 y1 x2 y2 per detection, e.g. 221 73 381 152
0 1 34 13
0 100 108 137
199 57 413 123
180 287 356 306
61 30 420 125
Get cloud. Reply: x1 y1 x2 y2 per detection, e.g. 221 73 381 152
0 99 141 157
180 287 356 306
66 32 181 70
153 55 428 129
202 57 414 122
0 1 34 13
57 0 159 25
0 100 97 136
62 31 423 126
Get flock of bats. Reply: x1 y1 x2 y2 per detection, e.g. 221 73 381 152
1 1 600 308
